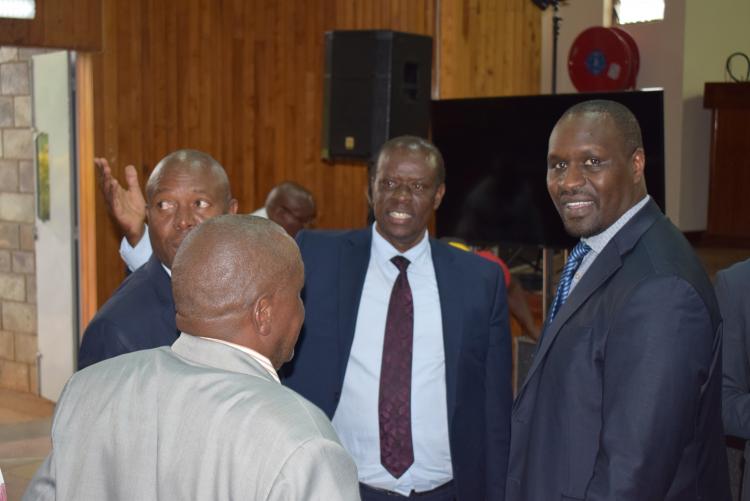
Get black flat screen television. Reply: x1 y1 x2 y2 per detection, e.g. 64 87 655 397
432 90 665 249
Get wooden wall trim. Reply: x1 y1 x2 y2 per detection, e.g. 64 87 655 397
0 0 102 51
437 0 541 98
76 53 97 334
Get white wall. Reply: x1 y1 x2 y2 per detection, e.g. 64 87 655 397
620 1 686 227
679 0 750 230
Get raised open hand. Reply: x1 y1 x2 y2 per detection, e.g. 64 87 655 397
95 158 147 246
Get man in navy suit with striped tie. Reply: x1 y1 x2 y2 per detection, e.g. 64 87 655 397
507 100 730 500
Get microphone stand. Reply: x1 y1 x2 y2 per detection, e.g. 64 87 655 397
543 0 563 319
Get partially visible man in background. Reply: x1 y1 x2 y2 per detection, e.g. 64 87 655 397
717 258 750 501
442 237 540 340
252 181 316 237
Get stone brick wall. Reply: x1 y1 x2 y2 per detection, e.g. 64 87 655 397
0 47 41 393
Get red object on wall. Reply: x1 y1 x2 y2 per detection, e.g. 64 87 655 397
610 27 640 88
568 26 640 92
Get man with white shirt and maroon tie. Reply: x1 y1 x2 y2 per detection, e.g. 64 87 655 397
283 135 512 500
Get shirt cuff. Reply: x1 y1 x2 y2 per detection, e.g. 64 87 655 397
119 224 153 272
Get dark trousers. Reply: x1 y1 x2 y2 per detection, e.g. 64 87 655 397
359 481 456 501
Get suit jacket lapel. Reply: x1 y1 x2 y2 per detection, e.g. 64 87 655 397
515 199 663 405
515 246 622 404
337 229 372 384
431 240 461 418
145 254 177 333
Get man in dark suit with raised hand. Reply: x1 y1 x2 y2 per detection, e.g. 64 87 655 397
507 100 730 500
283 136 512 500
78 149 238 369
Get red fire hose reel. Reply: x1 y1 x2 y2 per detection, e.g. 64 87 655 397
568 26 640 92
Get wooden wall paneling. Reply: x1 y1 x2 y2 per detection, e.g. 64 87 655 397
514 1 531 96
0 0 102 50
70 0 101 50
164 1 180 153
518 0 541 97
437 0 541 99
237 1 257 213
92 0 125 306
302 4 323 197
117 0 142 167
139 0 156 170
278 0 294 188
253 1 277 213
197 0 214 154
444 0 472 97
180 0 197 148
86 0 540 310
218 0 235 206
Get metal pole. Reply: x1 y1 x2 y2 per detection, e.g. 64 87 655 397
544 1 563 320
542 248 555 320
551 0 561 94
36 352 42 396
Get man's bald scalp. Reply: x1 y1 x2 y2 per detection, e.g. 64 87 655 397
558 99 644 156
171 215 301 324
375 135 446 184
145 149 232 204
266 181 314 207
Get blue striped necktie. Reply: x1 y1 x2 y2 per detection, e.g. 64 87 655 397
548 241 591 321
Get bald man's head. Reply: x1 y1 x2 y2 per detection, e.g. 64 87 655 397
171 215 304 368
264 181 316 237
145 149 238 268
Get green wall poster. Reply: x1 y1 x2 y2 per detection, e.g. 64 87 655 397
36 132 50 221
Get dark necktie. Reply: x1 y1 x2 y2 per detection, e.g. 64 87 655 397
548 241 591 321
379 255 415 478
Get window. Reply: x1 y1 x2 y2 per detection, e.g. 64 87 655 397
0 0 35 19
614 0 664 24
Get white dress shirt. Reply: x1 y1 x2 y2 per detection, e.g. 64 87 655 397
198 336 279 383
571 195 651 292
332 224 452 495
119 225 154 272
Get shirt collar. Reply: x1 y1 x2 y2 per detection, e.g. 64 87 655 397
198 336 280 383
582 195 650 254
371 222 430 267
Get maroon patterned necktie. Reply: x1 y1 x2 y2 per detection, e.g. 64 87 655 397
379 255 415 478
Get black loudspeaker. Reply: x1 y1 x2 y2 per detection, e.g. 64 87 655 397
322 30 433 160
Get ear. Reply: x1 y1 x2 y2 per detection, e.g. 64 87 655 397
433 183 446 210
366 178 374 207
253 295 273 337
631 148 646 184
228 198 239 215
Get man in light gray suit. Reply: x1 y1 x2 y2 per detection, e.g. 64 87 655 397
717 257 750 501
24 215 360 501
